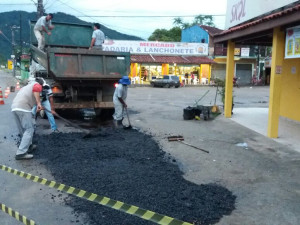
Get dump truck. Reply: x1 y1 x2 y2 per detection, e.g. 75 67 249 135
29 21 131 115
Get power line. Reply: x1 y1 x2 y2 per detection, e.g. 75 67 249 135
45 0 71 10
0 30 13 44
0 3 33 5
77 15 225 18
54 0 129 33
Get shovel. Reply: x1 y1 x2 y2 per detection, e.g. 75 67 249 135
43 108 95 138
168 135 209 153
123 107 132 130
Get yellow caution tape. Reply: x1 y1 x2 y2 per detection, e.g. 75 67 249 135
0 202 37 225
0 164 193 225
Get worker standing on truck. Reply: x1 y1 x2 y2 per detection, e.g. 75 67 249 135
32 78 58 133
11 79 43 160
89 23 105 50
113 76 130 128
34 13 54 50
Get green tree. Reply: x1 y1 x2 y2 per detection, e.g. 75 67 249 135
148 27 181 42
149 15 215 41
0 53 6 65
192 15 214 26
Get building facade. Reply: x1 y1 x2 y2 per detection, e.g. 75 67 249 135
214 0 300 138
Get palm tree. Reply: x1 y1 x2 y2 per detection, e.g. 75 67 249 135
173 17 183 27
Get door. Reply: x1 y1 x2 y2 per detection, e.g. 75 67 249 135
236 64 252 85
211 64 226 81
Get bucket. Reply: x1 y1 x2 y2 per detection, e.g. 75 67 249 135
183 107 195 120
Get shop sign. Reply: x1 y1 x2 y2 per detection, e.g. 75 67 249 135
285 25 300 59
103 40 208 56
234 48 241 56
225 0 298 29
264 57 272 68
241 48 250 57
275 66 282 74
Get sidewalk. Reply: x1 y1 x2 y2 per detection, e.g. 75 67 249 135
231 107 300 153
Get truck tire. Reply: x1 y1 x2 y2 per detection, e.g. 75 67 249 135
101 109 114 119
94 108 102 117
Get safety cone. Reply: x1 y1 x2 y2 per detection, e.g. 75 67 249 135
16 81 20 91
4 87 10 98
0 87 5 105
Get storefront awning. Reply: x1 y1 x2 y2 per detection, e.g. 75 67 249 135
131 55 216 64
214 3 300 45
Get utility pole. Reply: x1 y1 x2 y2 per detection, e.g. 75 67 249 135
37 0 44 19
20 14 22 54
11 25 20 77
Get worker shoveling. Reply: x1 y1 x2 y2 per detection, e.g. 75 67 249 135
168 135 209 153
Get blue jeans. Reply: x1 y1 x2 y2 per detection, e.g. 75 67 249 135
32 100 57 131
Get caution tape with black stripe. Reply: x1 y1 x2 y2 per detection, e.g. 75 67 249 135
0 164 193 225
0 202 37 225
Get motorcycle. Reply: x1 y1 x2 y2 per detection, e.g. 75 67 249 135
233 77 239 87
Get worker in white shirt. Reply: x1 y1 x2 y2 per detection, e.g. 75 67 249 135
113 76 130 127
89 23 105 50
34 13 54 50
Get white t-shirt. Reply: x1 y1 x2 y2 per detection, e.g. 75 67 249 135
34 16 52 31
113 84 128 104
92 29 105 46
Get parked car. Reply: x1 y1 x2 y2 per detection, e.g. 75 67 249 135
150 75 180 88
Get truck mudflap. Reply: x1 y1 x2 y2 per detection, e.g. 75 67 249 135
54 102 114 109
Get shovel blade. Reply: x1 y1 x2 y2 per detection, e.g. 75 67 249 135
123 125 132 130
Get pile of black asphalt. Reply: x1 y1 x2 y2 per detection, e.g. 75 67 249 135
34 128 236 225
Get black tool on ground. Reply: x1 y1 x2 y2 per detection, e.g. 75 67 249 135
123 107 132 130
184 90 212 121
183 105 211 120
168 135 209 153
43 108 95 138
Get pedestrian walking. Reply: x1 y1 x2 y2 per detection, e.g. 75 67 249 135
191 73 195 85
11 80 43 160
112 76 130 128
89 23 105 50
32 78 58 132
34 13 54 50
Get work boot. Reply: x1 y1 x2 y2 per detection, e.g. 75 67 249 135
113 120 123 128
27 144 37 153
15 153 34 160
117 120 123 127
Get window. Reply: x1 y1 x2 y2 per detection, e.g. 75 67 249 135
171 76 179 81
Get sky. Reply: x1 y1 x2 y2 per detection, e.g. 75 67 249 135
0 0 228 39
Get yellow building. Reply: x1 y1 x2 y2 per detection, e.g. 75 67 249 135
130 55 215 84
214 1 300 138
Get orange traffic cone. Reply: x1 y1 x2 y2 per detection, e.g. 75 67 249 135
4 87 10 98
16 81 20 91
0 87 5 105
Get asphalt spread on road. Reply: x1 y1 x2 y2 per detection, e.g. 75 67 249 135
33 128 236 225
